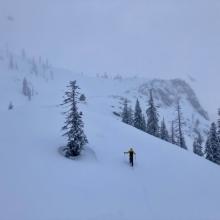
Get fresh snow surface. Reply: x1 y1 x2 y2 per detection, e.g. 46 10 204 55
0 55 220 220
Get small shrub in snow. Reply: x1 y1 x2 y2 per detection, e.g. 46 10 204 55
8 102 13 110
79 94 86 102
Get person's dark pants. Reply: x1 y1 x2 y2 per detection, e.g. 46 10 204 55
129 156 134 167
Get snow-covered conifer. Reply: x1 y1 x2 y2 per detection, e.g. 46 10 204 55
170 120 176 144
134 99 144 130
127 106 134 125
146 89 159 137
122 99 133 125
22 78 28 95
217 108 220 138
205 122 220 164
141 114 147 132
160 118 169 142
31 58 38 75
62 81 88 157
22 77 32 100
193 132 203 156
175 100 187 149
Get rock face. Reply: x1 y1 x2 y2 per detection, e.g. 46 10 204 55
138 78 209 120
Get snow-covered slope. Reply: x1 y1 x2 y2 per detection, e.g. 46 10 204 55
0 50 219 220
0 49 210 146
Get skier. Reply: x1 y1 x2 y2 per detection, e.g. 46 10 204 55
124 148 136 167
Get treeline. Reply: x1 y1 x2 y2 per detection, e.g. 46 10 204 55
5 47 54 103
199 109 220 165
121 90 187 149
121 90 220 167
8 48 53 80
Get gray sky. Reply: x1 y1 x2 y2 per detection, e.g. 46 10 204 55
1 0 220 116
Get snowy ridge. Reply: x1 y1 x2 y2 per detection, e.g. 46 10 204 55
138 78 208 120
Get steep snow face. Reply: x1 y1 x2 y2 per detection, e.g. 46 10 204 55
0 50 220 220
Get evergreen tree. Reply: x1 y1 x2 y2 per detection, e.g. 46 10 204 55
217 108 220 138
205 122 220 164
170 120 176 144
27 87 32 101
62 81 88 157
22 77 28 96
9 54 14 70
122 99 133 125
127 106 134 126
134 99 144 130
31 58 38 75
146 89 159 137
175 100 187 149
193 132 203 156
141 114 147 132
22 77 32 100
160 118 169 142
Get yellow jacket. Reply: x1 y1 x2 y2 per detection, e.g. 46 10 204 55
124 148 136 155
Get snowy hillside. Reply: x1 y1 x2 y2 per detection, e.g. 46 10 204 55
0 49 210 146
1 49 220 220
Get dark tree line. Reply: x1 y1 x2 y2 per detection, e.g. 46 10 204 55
122 92 220 166
121 90 187 149
60 81 220 166
191 109 220 166
201 109 220 165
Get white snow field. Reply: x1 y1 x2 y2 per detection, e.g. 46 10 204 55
0 56 220 220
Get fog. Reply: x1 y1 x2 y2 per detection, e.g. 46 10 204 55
1 0 220 116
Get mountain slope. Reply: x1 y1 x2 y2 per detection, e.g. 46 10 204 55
0 83 220 220
0 50 219 220
0 48 210 146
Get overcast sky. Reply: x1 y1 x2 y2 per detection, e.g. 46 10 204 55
0 0 220 116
